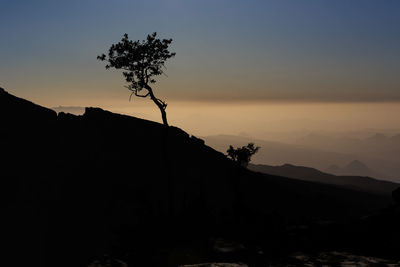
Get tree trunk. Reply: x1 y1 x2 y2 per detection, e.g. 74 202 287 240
146 85 168 126
159 107 168 126
144 84 173 218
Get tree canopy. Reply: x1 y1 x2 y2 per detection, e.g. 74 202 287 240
97 32 175 126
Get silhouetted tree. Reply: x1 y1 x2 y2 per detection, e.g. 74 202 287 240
97 32 175 126
227 143 260 167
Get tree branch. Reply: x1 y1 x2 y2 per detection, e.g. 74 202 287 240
135 91 150 98
124 85 149 101
129 91 135 101
128 91 150 101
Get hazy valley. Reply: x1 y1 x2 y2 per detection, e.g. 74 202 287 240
204 134 400 182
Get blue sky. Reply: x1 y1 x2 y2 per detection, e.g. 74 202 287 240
1 0 400 105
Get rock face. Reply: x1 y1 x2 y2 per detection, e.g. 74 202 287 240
1 88 395 266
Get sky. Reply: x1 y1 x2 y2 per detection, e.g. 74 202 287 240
1 0 400 136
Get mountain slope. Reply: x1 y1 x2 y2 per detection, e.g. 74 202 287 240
249 163 399 195
1 88 396 266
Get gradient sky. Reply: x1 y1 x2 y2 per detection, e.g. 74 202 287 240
1 0 400 103
1 1 400 133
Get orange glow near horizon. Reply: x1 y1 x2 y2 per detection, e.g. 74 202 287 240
9 86 400 141
90 100 400 140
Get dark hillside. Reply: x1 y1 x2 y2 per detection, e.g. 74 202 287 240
249 163 399 195
1 88 397 266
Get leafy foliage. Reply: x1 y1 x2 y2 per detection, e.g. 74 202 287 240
97 32 175 125
227 143 260 167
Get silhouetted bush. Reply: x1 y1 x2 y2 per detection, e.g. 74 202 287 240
227 143 260 167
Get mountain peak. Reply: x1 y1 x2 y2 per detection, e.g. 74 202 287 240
347 159 366 167
344 160 369 172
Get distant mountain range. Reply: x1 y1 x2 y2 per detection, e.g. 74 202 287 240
249 163 399 195
295 132 400 177
325 160 386 178
204 134 400 182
